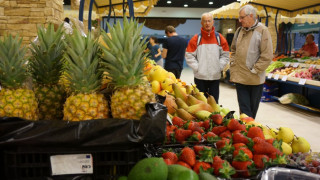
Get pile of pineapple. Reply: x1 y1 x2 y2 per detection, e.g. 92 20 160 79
0 17 155 121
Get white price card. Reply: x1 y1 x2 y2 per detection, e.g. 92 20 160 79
167 113 172 125
285 63 290 67
298 78 307 85
293 63 299 68
274 74 280 80
310 64 317 68
50 154 93 175
267 73 273 79
281 75 288 81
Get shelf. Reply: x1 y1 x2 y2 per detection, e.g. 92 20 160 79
266 73 320 91
271 96 320 114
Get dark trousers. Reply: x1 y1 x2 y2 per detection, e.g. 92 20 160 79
235 83 263 119
194 78 220 103
166 68 182 79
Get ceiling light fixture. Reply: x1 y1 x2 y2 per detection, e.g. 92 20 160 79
167 1 171 4
209 2 213 5
184 4 188 7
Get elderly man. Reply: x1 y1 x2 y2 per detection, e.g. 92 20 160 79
229 5 273 119
298 34 318 57
185 12 229 103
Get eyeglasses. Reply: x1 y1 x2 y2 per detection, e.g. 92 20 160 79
239 14 249 20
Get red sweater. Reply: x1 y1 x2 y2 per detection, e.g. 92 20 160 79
301 42 318 57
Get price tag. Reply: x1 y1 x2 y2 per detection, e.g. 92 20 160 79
310 64 317 68
298 78 307 85
281 75 288 81
285 63 290 67
267 73 273 79
274 74 280 80
293 63 299 68
167 114 172 125
50 154 93 175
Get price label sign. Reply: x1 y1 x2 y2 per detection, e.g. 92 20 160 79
293 63 299 68
285 63 290 67
274 74 280 80
311 64 317 68
299 78 307 85
281 75 288 81
167 114 172 125
267 73 273 79
50 154 93 175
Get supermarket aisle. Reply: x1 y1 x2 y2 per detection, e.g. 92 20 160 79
181 67 320 152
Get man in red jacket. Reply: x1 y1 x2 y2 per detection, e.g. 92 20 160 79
298 34 318 57
185 12 229 103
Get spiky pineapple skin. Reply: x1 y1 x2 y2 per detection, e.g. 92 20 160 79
63 93 109 121
34 85 65 120
111 84 155 120
0 88 38 120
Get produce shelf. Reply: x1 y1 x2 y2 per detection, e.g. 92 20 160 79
270 96 320 114
266 73 320 91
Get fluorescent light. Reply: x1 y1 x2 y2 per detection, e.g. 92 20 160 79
184 4 188 7
167 1 171 4
237 0 241 1
209 2 213 5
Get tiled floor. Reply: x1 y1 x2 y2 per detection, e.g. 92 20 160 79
181 67 320 152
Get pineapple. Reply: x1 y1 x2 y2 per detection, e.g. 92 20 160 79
29 24 66 120
0 35 38 120
100 17 156 120
63 30 109 121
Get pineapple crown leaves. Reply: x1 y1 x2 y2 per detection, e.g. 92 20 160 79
64 30 102 94
100 17 149 88
29 23 66 85
0 35 28 88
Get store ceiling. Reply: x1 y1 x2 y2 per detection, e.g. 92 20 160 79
155 0 239 8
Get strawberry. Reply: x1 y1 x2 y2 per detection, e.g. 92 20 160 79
188 131 202 142
271 154 287 164
269 150 284 160
184 121 204 133
203 132 219 143
202 119 212 131
210 113 223 125
172 116 185 127
231 160 254 177
241 117 254 123
219 130 232 139
212 156 236 178
196 146 218 163
176 161 191 169
247 126 265 139
253 154 269 169
212 126 227 135
233 148 253 159
226 119 246 131
193 145 211 155
163 158 174 165
216 138 230 149
233 143 247 150
165 126 176 144
197 121 204 128
179 147 196 167
174 128 192 143
162 152 178 164
193 162 211 174
232 132 252 145
265 138 275 144
167 124 177 131
253 137 279 155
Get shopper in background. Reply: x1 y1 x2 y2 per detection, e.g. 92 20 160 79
146 36 163 67
297 34 319 57
229 5 273 119
162 26 188 79
185 12 229 103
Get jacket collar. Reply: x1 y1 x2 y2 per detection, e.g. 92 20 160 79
243 20 261 31
201 27 215 38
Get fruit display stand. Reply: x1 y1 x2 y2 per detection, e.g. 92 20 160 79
0 103 167 180
265 61 320 113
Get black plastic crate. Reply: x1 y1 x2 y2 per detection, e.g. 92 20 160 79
1 145 145 180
